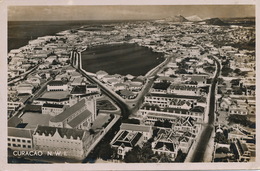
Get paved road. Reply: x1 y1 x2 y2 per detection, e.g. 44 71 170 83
75 52 173 119
190 56 221 162
75 54 131 119
8 64 39 85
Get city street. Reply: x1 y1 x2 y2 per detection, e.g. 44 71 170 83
189 56 221 162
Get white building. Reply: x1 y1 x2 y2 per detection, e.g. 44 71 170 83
49 98 96 130
33 125 92 160
8 128 33 151
47 81 68 91
42 103 66 116
110 123 152 159
16 84 34 94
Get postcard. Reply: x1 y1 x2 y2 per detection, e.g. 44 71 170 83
1 0 259 170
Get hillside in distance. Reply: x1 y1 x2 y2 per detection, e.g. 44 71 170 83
186 15 202 21
164 15 188 22
203 18 228 25
222 17 255 26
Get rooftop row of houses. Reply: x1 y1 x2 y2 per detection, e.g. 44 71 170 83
110 122 199 161
8 97 99 160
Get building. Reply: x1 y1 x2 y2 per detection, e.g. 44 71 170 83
86 84 100 93
47 80 68 91
120 123 152 141
151 128 179 160
167 84 200 96
42 103 66 116
139 104 205 125
228 105 249 116
71 77 84 86
231 138 251 162
16 84 34 95
96 70 108 80
49 98 96 130
20 113 52 130
33 125 92 159
184 74 209 86
34 97 70 105
173 116 200 135
110 123 152 159
219 97 232 111
144 93 207 108
8 127 33 151
118 89 136 99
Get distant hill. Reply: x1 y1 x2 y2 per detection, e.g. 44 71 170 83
165 15 188 22
186 15 202 21
203 18 228 26
222 17 255 26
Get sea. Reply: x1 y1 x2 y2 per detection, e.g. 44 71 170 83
8 20 131 52
8 20 164 76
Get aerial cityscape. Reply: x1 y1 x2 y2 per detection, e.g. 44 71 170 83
7 5 256 163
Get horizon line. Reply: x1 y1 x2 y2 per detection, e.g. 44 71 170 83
8 16 256 22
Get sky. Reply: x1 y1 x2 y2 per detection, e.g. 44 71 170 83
8 5 255 21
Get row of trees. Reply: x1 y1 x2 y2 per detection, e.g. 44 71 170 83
228 114 255 128
124 142 186 163
124 142 174 163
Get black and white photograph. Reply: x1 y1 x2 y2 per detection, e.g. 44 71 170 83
1 0 258 170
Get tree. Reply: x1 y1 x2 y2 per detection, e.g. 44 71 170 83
174 149 186 162
217 78 224 85
52 59 59 65
234 68 241 75
65 59 70 64
89 129 95 135
215 132 228 144
98 142 114 160
216 147 230 154
154 120 164 127
221 66 233 77
228 114 253 127
163 120 172 128
124 146 141 163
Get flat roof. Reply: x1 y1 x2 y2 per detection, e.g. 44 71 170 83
8 116 23 127
41 91 70 99
21 112 52 130
120 123 151 132
147 93 206 102
8 127 33 139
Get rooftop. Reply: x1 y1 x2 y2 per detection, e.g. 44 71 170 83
147 93 206 102
71 85 86 94
120 123 151 133
42 103 64 108
86 84 98 88
21 112 52 130
8 116 23 127
67 109 92 128
112 131 143 148
189 106 205 113
41 91 70 99
48 80 66 86
8 127 33 139
34 125 86 140
50 99 86 123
